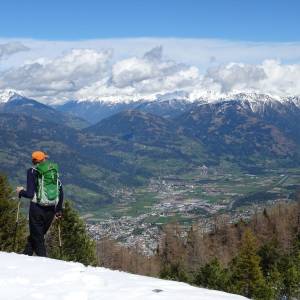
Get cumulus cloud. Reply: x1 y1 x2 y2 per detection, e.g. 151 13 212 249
201 60 300 97
143 46 163 62
77 46 201 101
205 63 267 93
112 57 155 88
76 50 300 102
255 60 300 96
0 49 112 100
0 42 29 59
1 40 300 103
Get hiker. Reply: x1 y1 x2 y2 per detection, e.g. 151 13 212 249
16 151 63 257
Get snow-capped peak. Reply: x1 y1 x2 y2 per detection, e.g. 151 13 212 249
0 89 24 103
221 92 278 102
192 91 300 107
72 91 299 106
283 95 300 107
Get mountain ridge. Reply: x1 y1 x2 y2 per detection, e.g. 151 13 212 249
0 90 89 129
0 91 299 211
2 88 300 107
55 92 300 124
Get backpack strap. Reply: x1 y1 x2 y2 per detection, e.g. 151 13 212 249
30 167 38 203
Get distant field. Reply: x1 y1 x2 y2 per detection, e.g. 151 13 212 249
82 166 300 224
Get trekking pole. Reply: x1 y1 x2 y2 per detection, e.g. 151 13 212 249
58 218 63 258
13 196 21 252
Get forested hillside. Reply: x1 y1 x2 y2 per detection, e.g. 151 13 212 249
98 193 300 299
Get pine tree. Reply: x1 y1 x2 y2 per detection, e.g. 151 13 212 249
266 265 284 299
258 239 281 277
47 200 97 266
278 250 300 299
228 229 272 300
193 258 229 291
159 262 189 282
0 173 26 252
281 258 300 299
258 240 284 298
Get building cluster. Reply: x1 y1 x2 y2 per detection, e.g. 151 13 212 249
87 215 160 256
87 169 293 256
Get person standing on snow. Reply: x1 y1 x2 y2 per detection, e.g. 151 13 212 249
16 151 63 257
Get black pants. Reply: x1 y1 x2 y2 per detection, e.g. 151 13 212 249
23 202 55 257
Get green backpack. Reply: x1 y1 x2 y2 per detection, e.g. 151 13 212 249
35 161 59 206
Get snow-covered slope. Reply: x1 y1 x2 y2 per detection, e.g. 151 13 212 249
0 252 247 300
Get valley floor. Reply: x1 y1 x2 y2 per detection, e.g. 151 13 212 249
86 167 300 255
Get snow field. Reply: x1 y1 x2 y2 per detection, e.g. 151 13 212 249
0 252 247 300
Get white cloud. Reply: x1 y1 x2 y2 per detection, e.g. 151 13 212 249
0 49 112 101
77 47 201 102
73 51 300 102
112 57 155 88
198 60 300 97
256 60 300 96
0 42 29 59
205 63 267 93
1 37 300 70
1 38 300 103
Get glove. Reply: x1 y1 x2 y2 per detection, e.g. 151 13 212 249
55 210 63 219
16 186 24 198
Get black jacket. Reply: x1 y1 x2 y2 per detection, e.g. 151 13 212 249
19 167 64 211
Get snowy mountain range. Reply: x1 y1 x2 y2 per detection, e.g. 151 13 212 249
1 88 300 110
56 92 300 124
0 88 299 206
4 88 299 164
0 252 247 300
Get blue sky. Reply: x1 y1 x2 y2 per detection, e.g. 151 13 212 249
1 0 300 103
0 0 299 41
